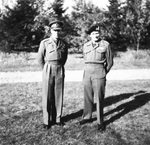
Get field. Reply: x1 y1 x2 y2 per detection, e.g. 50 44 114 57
0 81 150 145
0 50 150 145
0 49 150 71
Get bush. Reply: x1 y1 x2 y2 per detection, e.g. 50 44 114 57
0 0 44 52
117 49 150 62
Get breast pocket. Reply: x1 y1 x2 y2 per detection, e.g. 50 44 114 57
46 48 57 59
84 50 92 61
48 49 55 53
95 47 106 61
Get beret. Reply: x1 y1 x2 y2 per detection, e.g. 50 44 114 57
86 24 100 35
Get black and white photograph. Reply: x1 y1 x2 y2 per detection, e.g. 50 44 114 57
0 0 150 144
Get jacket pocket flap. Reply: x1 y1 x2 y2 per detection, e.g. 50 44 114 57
96 47 106 53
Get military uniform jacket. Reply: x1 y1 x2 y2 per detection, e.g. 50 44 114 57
37 37 68 68
83 39 113 78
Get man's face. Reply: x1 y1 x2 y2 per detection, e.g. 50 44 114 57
51 29 61 40
90 31 100 42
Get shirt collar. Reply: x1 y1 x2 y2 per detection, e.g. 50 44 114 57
48 37 59 44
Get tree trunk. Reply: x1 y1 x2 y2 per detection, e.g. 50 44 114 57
136 29 141 51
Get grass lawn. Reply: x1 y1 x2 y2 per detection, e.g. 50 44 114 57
0 80 150 145
0 49 150 144
0 49 150 72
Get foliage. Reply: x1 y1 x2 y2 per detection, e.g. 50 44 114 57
1 0 150 52
70 0 105 50
50 0 75 48
142 0 150 46
0 0 44 52
125 0 149 51
104 0 128 50
34 0 73 48
102 0 150 51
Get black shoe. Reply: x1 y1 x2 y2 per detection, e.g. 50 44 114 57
51 121 56 125
43 124 51 129
55 121 65 126
97 124 106 132
79 119 91 125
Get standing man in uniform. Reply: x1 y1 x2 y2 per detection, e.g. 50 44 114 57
37 19 68 129
80 23 113 132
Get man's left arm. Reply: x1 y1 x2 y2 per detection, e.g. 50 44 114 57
62 41 68 66
105 43 113 74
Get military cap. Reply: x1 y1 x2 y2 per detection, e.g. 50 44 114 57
49 20 63 30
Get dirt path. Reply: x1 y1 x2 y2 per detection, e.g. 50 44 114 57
0 69 150 84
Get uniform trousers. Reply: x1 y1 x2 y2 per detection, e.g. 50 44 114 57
83 66 106 125
42 62 64 125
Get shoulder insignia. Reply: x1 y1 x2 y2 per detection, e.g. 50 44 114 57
101 40 109 45
83 41 93 53
42 38 49 42
42 38 50 45
100 40 109 47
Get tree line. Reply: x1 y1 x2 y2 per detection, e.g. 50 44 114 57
0 0 150 53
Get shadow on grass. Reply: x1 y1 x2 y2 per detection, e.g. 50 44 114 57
62 109 83 122
104 91 150 125
2 91 149 126
62 91 150 124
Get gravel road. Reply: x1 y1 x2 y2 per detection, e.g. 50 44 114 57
0 69 150 84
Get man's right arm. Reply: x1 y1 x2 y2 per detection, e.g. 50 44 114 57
37 41 45 69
